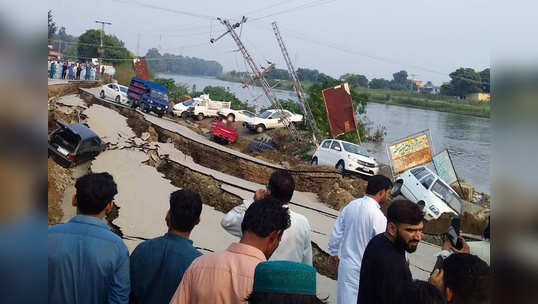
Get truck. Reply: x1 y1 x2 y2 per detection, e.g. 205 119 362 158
173 94 231 120
127 77 170 117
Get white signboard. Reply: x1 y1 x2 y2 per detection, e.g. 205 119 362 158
433 150 458 185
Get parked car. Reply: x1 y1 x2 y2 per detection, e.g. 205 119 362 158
127 77 169 117
99 83 128 104
217 108 256 122
311 139 379 176
172 94 231 120
48 120 106 168
243 109 303 133
390 165 462 220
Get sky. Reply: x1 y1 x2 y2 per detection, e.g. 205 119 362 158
37 0 531 85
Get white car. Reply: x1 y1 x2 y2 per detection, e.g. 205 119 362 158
391 165 462 220
217 108 256 122
311 139 379 176
99 83 128 104
172 98 198 118
243 109 303 133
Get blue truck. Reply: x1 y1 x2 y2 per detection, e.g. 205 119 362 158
127 77 170 117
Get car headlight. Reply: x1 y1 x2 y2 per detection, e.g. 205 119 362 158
429 205 440 215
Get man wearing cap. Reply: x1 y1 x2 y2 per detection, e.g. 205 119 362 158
170 197 291 304
246 261 326 304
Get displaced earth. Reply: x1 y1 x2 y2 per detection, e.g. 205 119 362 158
48 81 490 303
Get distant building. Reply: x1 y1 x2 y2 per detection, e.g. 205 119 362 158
410 79 424 89
48 48 62 60
421 83 440 95
465 92 490 102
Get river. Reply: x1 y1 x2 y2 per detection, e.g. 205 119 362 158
159 73 491 194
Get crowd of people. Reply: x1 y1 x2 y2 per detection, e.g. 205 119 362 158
48 59 102 81
48 170 491 304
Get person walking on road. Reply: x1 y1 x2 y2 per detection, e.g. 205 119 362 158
327 175 393 304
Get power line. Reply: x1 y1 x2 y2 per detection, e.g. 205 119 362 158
110 0 216 20
253 23 488 85
238 0 299 17
251 0 337 21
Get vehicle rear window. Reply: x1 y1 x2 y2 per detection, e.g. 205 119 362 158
50 129 81 152
411 167 429 180
119 86 127 93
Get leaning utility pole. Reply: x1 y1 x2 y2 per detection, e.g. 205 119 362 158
211 17 298 140
95 20 112 79
272 21 320 146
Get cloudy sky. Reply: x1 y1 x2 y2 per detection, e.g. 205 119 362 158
40 0 530 85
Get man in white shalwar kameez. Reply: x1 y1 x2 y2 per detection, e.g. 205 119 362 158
327 175 393 304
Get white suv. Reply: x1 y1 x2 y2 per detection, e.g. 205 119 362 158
311 139 379 176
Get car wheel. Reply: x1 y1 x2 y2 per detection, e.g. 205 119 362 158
255 124 265 133
311 157 318 165
157 113 163 118
115 95 120 103
227 114 235 122
197 113 204 121
181 111 188 119
100 90 105 99
131 101 137 109
390 180 403 197
336 160 345 174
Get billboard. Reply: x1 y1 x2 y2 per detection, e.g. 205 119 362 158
388 131 433 174
433 150 458 185
321 83 358 138
133 57 149 80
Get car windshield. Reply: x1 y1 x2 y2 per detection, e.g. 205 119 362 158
150 90 167 100
119 86 127 93
258 111 272 119
50 128 80 152
431 180 462 213
342 142 369 157
182 99 195 106
242 111 255 117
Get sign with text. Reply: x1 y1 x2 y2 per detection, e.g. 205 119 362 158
388 131 433 174
433 150 458 185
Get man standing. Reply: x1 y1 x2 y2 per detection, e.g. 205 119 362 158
170 197 291 304
48 172 130 304
76 63 82 80
130 189 203 303
357 199 424 304
327 175 393 304
221 170 313 265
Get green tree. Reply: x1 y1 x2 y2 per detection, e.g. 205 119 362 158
440 82 454 96
479 68 490 93
392 70 408 84
48 10 57 43
339 73 369 88
447 68 482 98
145 48 223 76
77 29 131 63
369 78 390 89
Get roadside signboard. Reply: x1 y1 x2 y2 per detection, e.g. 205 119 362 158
433 150 458 185
387 130 433 174
321 82 359 139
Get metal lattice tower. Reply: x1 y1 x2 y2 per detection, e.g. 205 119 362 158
211 17 298 140
272 22 320 145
